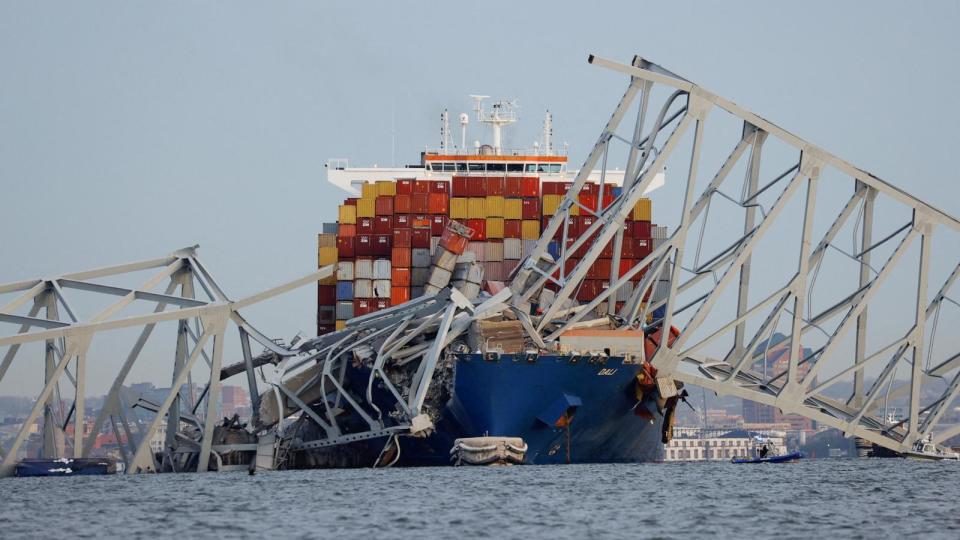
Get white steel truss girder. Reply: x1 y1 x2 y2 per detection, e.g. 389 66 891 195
507 54 960 456
0 248 331 476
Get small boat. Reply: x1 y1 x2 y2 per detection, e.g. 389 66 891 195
732 435 802 464
732 451 804 464
902 437 960 462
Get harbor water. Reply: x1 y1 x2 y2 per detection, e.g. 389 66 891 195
1 459 958 539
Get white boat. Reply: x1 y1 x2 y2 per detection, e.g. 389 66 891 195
903 437 960 461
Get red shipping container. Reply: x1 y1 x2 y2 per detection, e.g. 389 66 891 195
373 234 392 256
392 247 412 267
396 179 414 195
632 221 652 239
394 194 412 214
467 176 486 197
411 228 431 248
504 220 522 239
430 180 449 194
316 324 335 336
428 193 449 214
374 298 391 311
505 176 522 197
318 285 336 305
394 214 412 229
552 257 579 281
621 236 636 258
339 224 357 237
375 196 394 216
374 216 393 234
439 226 469 255
391 267 411 286
452 176 469 197
522 198 540 220
354 299 372 317
344 197 359 206
411 193 430 214
467 219 486 241
587 258 612 280
581 182 599 195
579 192 598 213
635 238 652 259
486 176 505 196
337 236 355 258
413 180 431 194
357 217 374 234
600 237 614 259
542 181 559 195
520 176 539 197
393 228 412 248
619 258 638 278
391 286 410 306
430 215 447 236
579 216 598 237
355 235 373 256
603 191 617 208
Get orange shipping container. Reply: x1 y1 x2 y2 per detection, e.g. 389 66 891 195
391 267 411 286
391 286 411 306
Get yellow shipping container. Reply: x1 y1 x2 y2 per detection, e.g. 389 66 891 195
338 204 357 224
317 233 337 249
361 182 378 200
356 198 376 218
521 220 541 240
450 197 469 219
486 217 505 239
632 198 652 221
335 320 347 330
485 196 505 218
542 194 562 216
318 246 338 267
503 198 523 220
468 197 486 219
319 274 337 286
375 180 397 196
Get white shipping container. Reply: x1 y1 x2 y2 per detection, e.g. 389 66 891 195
486 241 504 262
522 240 538 257
503 238 522 260
433 249 458 272
355 259 374 279
466 241 486 262
337 261 355 281
412 248 432 268
373 259 392 280
653 225 668 239
354 279 373 298
373 279 391 298
427 267 452 289
430 237 440 255
456 251 477 264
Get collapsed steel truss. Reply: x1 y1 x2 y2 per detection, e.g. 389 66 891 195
510 55 960 453
2 55 959 472
0 246 325 476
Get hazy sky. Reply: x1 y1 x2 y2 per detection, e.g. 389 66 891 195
1 1 958 395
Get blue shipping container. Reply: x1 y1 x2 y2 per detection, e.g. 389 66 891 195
336 280 354 300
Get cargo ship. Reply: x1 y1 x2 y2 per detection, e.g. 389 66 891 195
306 98 674 465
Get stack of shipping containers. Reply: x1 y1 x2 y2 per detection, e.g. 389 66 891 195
317 176 655 335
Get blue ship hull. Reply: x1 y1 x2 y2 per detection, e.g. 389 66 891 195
394 354 665 465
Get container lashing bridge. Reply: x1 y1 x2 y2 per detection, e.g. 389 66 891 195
2 55 958 474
